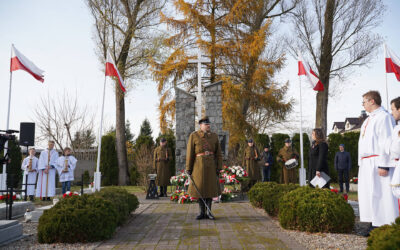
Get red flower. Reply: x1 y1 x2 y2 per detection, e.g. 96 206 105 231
330 189 338 194
69 192 73 197
12 195 16 200
232 174 236 179
63 193 67 198
219 179 225 184
343 193 348 201
0 195 4 200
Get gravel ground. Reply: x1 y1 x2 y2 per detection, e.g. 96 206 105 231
254 207 369 250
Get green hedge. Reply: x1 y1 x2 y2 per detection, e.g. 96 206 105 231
100 134 118 186
38 195 118 243
95 187 139 225
248 182 277 208
279 187 354 233
262 183 299 217
367 217 400 249
38 187 140 243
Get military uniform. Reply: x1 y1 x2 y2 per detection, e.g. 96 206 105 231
242 145 260 182
153 144 172 196
186 116 222 220
277 146 299 184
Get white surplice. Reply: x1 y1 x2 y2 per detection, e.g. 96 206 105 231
36 149 59 198
389 124 400 198
358 107 398 226
56 155 77 182
21 156 38 196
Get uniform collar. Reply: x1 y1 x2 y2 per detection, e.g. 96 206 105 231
197 130 209 137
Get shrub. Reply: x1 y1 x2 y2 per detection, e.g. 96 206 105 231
100 134 118 186
37 195 118 243
279 187 355 233
367 217 400 249
95 187 139 226
248 182 278 208
262 183 299 217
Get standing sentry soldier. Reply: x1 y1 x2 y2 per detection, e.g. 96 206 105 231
242 139 260 189
186 116 222 220
277 138 299 184
153 138 172 197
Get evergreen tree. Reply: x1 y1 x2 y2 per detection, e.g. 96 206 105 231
100 134 118 186
135 119 154 150
5 140 23 188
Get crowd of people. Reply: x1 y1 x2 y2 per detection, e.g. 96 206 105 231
183 91 400 232
20 140 77 201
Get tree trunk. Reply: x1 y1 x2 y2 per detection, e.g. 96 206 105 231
316 0 335 136
115 87 129 185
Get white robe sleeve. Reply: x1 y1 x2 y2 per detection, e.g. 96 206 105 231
33 157 39 171
38 151 46 170
21 158 28 172
377 113 395 167
55 157 64 176
69 156 77 171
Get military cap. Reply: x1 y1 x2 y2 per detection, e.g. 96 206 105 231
247 138 254 143
199 116 210 124
160 138 167 142
284 138 291 143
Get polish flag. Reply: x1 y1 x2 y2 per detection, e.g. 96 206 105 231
10 45 44 82
385 44 400 81
105 52 126 92
297 52 324 91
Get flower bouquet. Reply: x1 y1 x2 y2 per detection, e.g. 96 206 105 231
350 177 358 184
170 190 197 204
170 171 190 188
219 165 248 185
220 187 236 202
62 191 80 198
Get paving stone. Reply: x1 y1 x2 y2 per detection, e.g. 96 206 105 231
94 202 308 250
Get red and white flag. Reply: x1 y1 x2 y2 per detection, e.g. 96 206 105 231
297 52 324 91
105 52 126 92
385 44 400 81
10 45 44 82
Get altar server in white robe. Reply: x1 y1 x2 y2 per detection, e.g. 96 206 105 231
56 147 77 194
358 91 398 227
36 141 59 201
389 97 400 204
21 148 38 201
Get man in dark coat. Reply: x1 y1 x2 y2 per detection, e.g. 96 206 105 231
153 138 172 197
261 145 273 182
334 144 351 193
186 116 222 220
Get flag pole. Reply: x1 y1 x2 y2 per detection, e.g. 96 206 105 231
298 75 306 186
94 74 107 192
1 45 14 190
384 43 389 110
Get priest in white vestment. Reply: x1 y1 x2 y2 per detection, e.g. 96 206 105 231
56 147 77 194
36 141 59 201
21 148 38 201
389 97 400 206
358 91 398 227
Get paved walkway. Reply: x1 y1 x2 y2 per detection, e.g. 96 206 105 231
96 199 305 250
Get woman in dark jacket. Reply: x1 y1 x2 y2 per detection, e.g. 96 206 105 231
308 128 329 188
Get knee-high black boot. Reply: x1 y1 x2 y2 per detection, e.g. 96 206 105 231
159 186 164 197
163 186 168 197
206 198 215 220
196 199 205 220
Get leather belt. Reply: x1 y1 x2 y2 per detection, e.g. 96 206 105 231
361 155 379 159
196 151 214 157
246 157 255 160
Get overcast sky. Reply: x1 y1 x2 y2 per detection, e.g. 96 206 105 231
0 0 399 149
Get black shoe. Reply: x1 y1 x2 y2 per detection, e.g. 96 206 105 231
46 197 51 201
205 198 215 220
41 197 46 201
196 200 205 220
29 195 34 201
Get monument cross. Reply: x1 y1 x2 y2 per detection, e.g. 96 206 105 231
188 49 211 121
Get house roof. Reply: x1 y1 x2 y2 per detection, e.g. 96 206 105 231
332 122 345 130
345 117 360 125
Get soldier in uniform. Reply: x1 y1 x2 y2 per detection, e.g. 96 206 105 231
153 138 172 197
186 116 222 220
277 138 299 184
242 139 260 189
